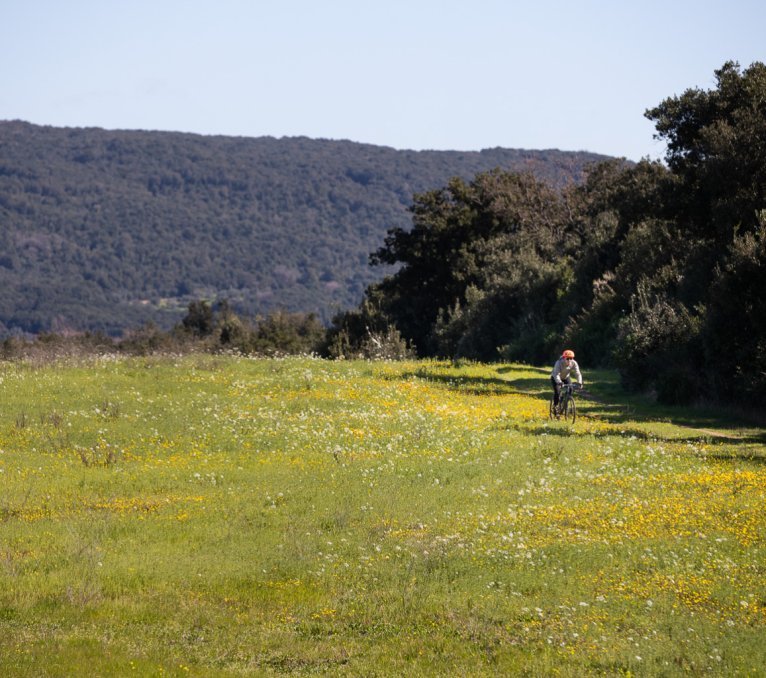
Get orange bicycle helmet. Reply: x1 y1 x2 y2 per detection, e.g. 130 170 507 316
562 350 575 359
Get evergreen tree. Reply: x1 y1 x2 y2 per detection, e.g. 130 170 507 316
370 170 566 356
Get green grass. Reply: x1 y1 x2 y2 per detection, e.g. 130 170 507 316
1 355 765 675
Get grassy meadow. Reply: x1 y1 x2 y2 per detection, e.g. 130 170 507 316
1 354 765 676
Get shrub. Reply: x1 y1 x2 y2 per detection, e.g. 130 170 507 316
322 299 413 360
614 284 702 403
702 226 766 403
251 310 326 356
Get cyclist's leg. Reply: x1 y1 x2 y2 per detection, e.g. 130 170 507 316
551 377 561 407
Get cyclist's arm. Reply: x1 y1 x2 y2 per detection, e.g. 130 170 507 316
551 360 563 384
572 361 583 385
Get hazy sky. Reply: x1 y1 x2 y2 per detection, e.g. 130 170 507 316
2 1 764 161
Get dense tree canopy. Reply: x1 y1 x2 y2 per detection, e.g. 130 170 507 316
341 61 766 408
368 170 570 356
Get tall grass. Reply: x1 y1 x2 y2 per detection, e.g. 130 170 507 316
1 355 764 675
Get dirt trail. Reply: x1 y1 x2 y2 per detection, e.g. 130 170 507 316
687 427 744 440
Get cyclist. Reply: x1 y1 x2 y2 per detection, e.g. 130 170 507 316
551 349 582 409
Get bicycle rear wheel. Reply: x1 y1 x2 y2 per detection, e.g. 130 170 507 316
563 396 576 424
549 398 556 420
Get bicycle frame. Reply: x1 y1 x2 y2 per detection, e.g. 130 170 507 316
549 383 577 423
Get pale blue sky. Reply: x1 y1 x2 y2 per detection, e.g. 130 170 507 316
2 0 764 161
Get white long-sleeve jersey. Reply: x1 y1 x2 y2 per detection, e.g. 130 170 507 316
551 358 582 385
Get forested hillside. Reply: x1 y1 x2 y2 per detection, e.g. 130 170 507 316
0 121 606 335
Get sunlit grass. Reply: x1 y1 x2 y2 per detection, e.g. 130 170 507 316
1 355 764 675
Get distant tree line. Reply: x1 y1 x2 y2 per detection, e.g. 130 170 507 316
0 300 410 362
327 61 766 407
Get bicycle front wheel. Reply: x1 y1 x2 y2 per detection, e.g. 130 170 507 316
563 397 576 424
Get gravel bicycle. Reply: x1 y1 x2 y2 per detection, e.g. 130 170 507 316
549 383 580 423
